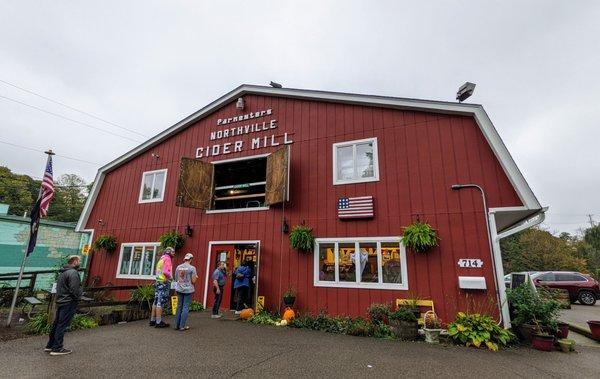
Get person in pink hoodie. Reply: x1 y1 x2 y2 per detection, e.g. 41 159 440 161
149 247 175 328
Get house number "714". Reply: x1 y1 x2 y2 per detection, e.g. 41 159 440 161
457 259 483 268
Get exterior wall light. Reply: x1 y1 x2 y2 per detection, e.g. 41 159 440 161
185 224 193 237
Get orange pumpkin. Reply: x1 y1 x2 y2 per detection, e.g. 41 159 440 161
239 308 254 320
282 307 295 323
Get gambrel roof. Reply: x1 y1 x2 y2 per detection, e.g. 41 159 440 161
76 85 543 232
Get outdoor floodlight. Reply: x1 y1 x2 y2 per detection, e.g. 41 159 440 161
270 81 283 88
236 97 245 110
456 82 476 102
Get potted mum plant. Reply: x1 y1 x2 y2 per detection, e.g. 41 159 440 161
423 311 443 343
289 225 315 253
283 286 296 307
159 230 185 251
92 234 117 253
389 306 419 340
402 221 440 253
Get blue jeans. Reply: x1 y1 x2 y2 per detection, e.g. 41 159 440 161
174 292 192 329
212 286 224 315
46 301 78 351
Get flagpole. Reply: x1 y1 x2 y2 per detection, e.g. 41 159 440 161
5 149 54 327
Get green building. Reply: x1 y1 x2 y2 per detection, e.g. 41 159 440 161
0 205 91 290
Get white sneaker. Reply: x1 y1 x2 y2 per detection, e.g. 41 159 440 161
234 311 241 315
211 314 222 319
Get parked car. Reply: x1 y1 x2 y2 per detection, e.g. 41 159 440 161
531 271 600 305
504 271 538 288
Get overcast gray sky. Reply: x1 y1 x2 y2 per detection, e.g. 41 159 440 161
1 1 599 234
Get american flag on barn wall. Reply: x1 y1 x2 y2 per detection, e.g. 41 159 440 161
337 196 374 219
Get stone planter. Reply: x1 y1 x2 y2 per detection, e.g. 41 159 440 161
389 319 419 340
557 338 575 353
424 328 442 343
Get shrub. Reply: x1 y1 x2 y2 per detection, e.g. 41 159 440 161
369 322 394 339
159 230 185 250
402 221 439 253
26 313 98 335
389 307 417 322
189 301 204 312
367 303 391 324
248 310 279 325
93 235 117 253
130 285 155 309
289 225 315 251
347 318 370 336
507 284 561 330
447 312 514 351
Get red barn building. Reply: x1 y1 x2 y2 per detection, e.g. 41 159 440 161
76 85 545 327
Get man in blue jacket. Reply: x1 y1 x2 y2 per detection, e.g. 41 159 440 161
45 255 82 356
233 261 252 314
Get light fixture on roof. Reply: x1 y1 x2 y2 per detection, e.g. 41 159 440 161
236 97 245 110
270 81 283 88
456 82 476 102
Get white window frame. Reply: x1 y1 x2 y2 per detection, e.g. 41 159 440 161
116 242 160 280
332 137 379 185
313 237 408 290
138 169 168 203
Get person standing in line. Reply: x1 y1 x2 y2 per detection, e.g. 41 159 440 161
173 253 198 331
211 261 227 319
233 261 251 314
45 255 82 356
150 247 175 328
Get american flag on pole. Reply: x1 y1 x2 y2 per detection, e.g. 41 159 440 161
337 196 374 219
26 156 54 256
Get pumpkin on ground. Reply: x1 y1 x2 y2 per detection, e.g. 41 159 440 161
239 308 254 320
282 307 295 324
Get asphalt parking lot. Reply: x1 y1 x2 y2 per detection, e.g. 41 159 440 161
1 312 599 378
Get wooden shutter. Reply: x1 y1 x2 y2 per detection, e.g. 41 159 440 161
176 158 214 209
265 146 289 205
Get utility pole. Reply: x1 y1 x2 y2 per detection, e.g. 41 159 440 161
588 214 595 228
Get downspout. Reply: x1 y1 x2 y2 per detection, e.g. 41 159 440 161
488 207 547 329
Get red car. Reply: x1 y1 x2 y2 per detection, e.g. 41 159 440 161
532 271 600 305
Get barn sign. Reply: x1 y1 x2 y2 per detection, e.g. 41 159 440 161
195 108 293 159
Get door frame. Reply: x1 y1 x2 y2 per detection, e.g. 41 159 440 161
203 240 261 309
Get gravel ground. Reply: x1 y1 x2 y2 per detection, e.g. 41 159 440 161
1 312 599 378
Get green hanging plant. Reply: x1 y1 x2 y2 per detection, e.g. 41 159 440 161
402 221 440 253
93 235 117 253
289 225 315 252
159 230 185 250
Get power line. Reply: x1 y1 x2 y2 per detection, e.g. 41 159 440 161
0 94 142 143
0 139 100 166
0 78 148 138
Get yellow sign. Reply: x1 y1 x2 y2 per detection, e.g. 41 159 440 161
81 244 90 256
171 296 178 315
256 295 265 313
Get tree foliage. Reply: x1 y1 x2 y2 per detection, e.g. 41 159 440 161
0 166 88 223
501 228 587 273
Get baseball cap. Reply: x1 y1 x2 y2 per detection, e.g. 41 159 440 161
184 253 193 260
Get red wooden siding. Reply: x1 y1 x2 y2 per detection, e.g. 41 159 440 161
85 94 522 323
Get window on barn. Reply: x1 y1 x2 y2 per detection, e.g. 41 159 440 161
139 169 167 203
116 243 160 279
333 137 379 185
314 238 407 290
176 146 289 213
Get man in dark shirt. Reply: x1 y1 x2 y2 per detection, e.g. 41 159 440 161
45 255 82 356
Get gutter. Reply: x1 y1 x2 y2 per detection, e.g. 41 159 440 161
488 207 548 328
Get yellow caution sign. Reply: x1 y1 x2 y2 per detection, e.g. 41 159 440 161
81 244 90 256
171 296 178 315
256 295 265 313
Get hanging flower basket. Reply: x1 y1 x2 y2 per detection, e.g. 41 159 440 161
159 230 185 251
401 221 440 253
92 235 117 253
289 225 315 253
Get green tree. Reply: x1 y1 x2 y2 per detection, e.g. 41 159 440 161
46 174 88 223
0 166 38 216
501 228 587 273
